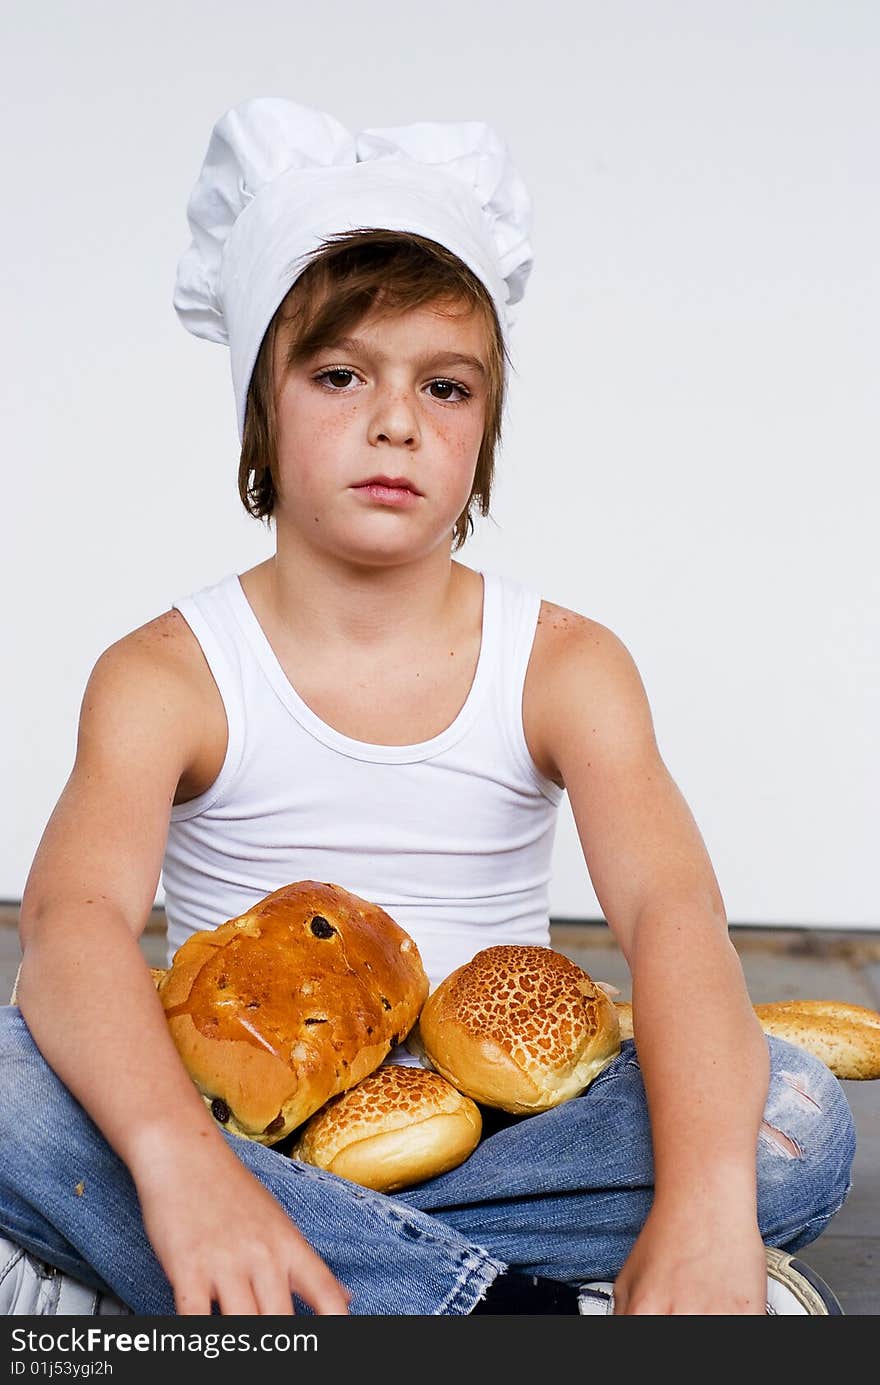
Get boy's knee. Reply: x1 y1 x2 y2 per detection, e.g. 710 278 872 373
0 1006 70 1132
765 1035 855 1144
758 1036 856 1227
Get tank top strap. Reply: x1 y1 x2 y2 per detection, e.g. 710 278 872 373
170 577 247 820
491 571 565 805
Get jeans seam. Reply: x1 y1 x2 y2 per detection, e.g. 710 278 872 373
285 1157 507 1302
814 1178 853 1227
436 1252 505 1315
781 1180 854 1249
370 1202 506 1275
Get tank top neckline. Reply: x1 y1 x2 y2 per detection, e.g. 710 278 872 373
224 566 500 765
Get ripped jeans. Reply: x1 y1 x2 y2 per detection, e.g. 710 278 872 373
0 1006 856 1314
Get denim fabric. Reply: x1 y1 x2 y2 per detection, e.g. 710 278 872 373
0 1005 856 1314
398 1033 857 1281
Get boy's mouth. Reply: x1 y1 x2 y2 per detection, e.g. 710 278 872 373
354 474 423 496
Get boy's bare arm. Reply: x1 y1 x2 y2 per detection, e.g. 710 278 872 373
540 616 769 1313
17 633 351 1316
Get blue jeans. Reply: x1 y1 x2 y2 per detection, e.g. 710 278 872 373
0 1005 856 1315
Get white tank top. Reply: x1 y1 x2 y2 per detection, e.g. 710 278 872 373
161 565 564 1065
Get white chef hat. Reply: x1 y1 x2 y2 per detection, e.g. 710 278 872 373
172 97 534 442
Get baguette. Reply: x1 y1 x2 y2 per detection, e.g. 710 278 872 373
753 1000 880 1080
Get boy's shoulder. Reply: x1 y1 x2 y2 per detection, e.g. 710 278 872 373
533 596 621 665
526 598 636 788
97 608 226 804
94 606 221 736
531 595 645 710
105 607 206 687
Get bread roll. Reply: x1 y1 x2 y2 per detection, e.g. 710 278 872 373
291 1065 482 1192
615 1000 633 1042
156 880 429 1143
614 997 880 1079
414 945 621 1113
753 1000 880 1080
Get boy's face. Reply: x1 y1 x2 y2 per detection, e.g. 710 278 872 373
271 300 489 566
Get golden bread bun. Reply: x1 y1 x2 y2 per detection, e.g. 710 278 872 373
291 1064 482 1192
149 967 166 988
156 880 429 1142
753 1000 880 1080
414 945 621 1113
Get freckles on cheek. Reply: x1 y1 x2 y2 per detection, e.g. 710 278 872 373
322 409 356 440
283 412 349 482
432 419 482 473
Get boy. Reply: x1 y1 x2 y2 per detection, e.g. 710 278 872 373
0 98 855 1316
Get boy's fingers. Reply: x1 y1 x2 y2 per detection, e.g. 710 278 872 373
211 1273 261 1316
173 1255 350 1317
289 1258 352 1315
174 1279 215 1316
281 1233 352 1314
250 1262 296 1316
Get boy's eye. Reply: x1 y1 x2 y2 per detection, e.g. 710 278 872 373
312 368 471 404
315 368 357 390
428 379 470 403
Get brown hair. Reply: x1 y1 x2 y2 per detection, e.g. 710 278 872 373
237 228 510 552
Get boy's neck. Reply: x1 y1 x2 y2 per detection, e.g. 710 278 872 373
240 549 472 656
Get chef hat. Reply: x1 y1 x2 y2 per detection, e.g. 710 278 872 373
172 97 534 441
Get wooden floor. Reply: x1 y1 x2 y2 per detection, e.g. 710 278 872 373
2 907 879 1314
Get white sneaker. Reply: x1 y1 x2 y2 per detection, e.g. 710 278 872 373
578 1245 843 1315
0 1235 132 1315
763 1246 844 1315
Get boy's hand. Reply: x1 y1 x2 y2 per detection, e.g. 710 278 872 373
133 1130 352 1315
611 1200 767 1315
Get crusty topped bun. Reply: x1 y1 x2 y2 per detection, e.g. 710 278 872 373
412 945 621 1113
156 880 429 1143
291 1065 482 1192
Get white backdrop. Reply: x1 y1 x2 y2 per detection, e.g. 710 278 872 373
3 2 877 927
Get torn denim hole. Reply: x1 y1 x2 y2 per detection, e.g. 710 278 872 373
759 1120 803 1159
779 1069 823 1112
759 1069 824 1158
